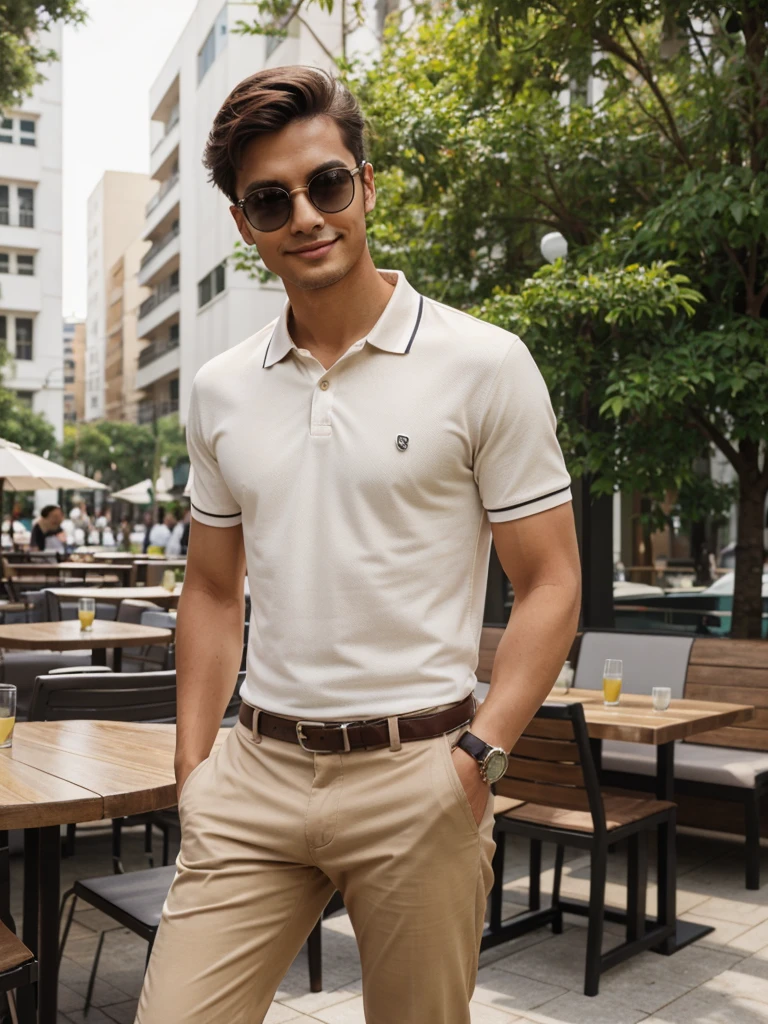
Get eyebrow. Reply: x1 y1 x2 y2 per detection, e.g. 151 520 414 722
243 159 351 195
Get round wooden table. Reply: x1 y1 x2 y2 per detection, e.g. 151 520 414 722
0 720 228 1023
0 620 173 671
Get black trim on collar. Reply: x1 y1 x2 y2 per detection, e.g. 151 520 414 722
262 328 276 368
404 296 424 353
191 502 242 519
488 484 571 514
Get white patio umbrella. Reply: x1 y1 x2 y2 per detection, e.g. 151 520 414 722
110 477 174 505
0 438 108 502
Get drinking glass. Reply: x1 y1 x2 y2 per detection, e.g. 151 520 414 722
162 569 176 592
602 659 623 706
652 686 672 712
0 686 17 748
78 597 95 632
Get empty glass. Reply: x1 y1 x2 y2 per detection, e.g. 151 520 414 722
602 659 623 706
78 597 95 632
652 686 672 712
0 685 17 748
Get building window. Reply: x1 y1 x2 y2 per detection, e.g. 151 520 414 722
197 4 227 83
15 318 33 360
0 253 8 274
15 391 33 408
169 377 179 402
0 118 11 144
197 262 226 308
18 188 34 228
0 316 6 345
169 322 180 342
19 120 36 146
17 254 34 276
0 186 8 225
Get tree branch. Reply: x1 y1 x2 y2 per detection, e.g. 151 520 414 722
689 407 744 474
296 13 338 62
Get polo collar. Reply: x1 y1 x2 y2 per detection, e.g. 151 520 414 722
263 269 424 368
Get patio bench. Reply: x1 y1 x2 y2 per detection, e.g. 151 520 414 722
477 628 768 889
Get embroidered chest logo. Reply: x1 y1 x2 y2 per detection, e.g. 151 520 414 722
396 434 410 451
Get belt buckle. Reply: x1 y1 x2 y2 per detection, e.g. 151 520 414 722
296 720 352 754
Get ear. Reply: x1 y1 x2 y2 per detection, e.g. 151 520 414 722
362 162 376 215
230 205 258 246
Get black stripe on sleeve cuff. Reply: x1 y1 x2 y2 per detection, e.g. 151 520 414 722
191 502 242 519
487 484 571 514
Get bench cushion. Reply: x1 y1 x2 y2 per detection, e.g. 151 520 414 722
602 739 768 789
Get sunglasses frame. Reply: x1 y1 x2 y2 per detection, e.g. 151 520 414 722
235 160 368 233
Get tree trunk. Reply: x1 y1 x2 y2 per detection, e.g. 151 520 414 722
731 472 767 639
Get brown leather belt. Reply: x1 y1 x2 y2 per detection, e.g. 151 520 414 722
238 694 475 753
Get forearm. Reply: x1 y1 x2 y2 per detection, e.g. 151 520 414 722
174 584 245 771
471 582 580 752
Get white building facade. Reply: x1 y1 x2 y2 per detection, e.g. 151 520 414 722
0 24 64 439
140 0 356 426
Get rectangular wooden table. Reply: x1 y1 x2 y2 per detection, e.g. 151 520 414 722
0 720 228 1023
478 685 754 955
0 620 173 672
44 585 182 610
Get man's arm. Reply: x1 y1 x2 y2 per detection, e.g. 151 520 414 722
174 517 246 800
451 502 581 820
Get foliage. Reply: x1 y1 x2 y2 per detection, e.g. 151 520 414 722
0 1 87 112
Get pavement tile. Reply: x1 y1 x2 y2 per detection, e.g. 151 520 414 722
520 990 647 1024
642 985 768 1023
473 965 567 1013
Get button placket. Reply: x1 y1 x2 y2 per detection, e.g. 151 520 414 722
310 375 334 437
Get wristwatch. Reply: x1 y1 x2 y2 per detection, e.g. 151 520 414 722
457 731 509 784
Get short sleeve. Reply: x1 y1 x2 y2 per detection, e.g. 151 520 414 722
186 375 243 529
474 339 571 522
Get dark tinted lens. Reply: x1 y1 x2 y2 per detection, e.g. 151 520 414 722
309 169 354 213
244 188 290 231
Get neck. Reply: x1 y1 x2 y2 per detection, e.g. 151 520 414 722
283 251 395 367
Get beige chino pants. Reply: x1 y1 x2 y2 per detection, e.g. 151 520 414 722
135 712 496 1024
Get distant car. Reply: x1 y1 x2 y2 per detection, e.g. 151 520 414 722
613 581 665 599
701 572 768 598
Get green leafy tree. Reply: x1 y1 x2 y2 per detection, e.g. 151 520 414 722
57 420 157 492
0 1 87 111
233 0 768 636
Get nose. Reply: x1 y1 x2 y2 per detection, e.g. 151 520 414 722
289 189 324 236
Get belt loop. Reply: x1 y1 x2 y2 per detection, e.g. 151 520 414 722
387 716 402 752
252 709 262 744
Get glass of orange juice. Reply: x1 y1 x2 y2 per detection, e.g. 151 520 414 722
0 685 16 748
602 659 623 706
78 597 96 632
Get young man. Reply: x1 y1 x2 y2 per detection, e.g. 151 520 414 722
29 504 65 552
136 66 581 1024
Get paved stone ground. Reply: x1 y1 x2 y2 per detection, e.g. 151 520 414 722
11 824 768 1023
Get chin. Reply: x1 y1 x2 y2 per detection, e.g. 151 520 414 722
286 259 354 293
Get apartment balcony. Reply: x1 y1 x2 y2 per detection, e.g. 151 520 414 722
0 218 41 252
137 398 179 425
0 273 41 312
137 282 180 338
136 337 180 391
138 223 180 287
143 171 180 240
150 109 179 179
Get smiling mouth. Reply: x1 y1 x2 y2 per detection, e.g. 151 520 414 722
289 238 339 259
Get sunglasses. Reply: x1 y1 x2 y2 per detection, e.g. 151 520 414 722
235 161 367 233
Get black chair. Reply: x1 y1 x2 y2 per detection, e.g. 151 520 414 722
486 702 677 996
0 920 37 1023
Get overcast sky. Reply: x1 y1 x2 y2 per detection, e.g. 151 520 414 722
62 0 198 318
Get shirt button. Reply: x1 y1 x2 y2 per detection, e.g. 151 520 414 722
319 380 330 390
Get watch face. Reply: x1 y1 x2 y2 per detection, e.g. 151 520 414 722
484 749 508 784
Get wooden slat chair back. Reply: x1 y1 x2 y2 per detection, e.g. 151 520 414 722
29 670 179 723
495 702 606 832
477 626 582 687
684 638 768 751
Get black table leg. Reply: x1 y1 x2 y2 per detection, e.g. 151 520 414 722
22 829 39 956
113 647 122 672
37 825 60 1023
91 647 107 668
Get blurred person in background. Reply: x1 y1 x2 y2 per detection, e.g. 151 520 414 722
147 512 176 554
30 505 66 552
166 508 188 556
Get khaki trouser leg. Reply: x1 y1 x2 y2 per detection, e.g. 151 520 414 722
135 717 495 1024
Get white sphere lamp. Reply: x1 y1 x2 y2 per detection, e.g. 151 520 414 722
540 232 568 263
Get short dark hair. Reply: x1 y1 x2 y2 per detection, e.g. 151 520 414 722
203 65 366 205
40 505 60 518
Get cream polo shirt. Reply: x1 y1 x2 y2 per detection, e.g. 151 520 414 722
187 269 571 718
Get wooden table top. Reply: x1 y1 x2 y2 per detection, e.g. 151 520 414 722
45 585 181 607
10 562 131 574
0 620 173 651
0 720 228 828
545 688 754 744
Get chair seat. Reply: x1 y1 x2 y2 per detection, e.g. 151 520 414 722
493 795 525 816
0 922 34 974
75 864 177 930
602 739 768 789
498 795 675 834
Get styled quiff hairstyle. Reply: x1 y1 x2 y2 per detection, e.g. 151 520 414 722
203 66 366 206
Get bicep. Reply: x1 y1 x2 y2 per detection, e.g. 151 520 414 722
184 519 246 602
490 502 581 601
